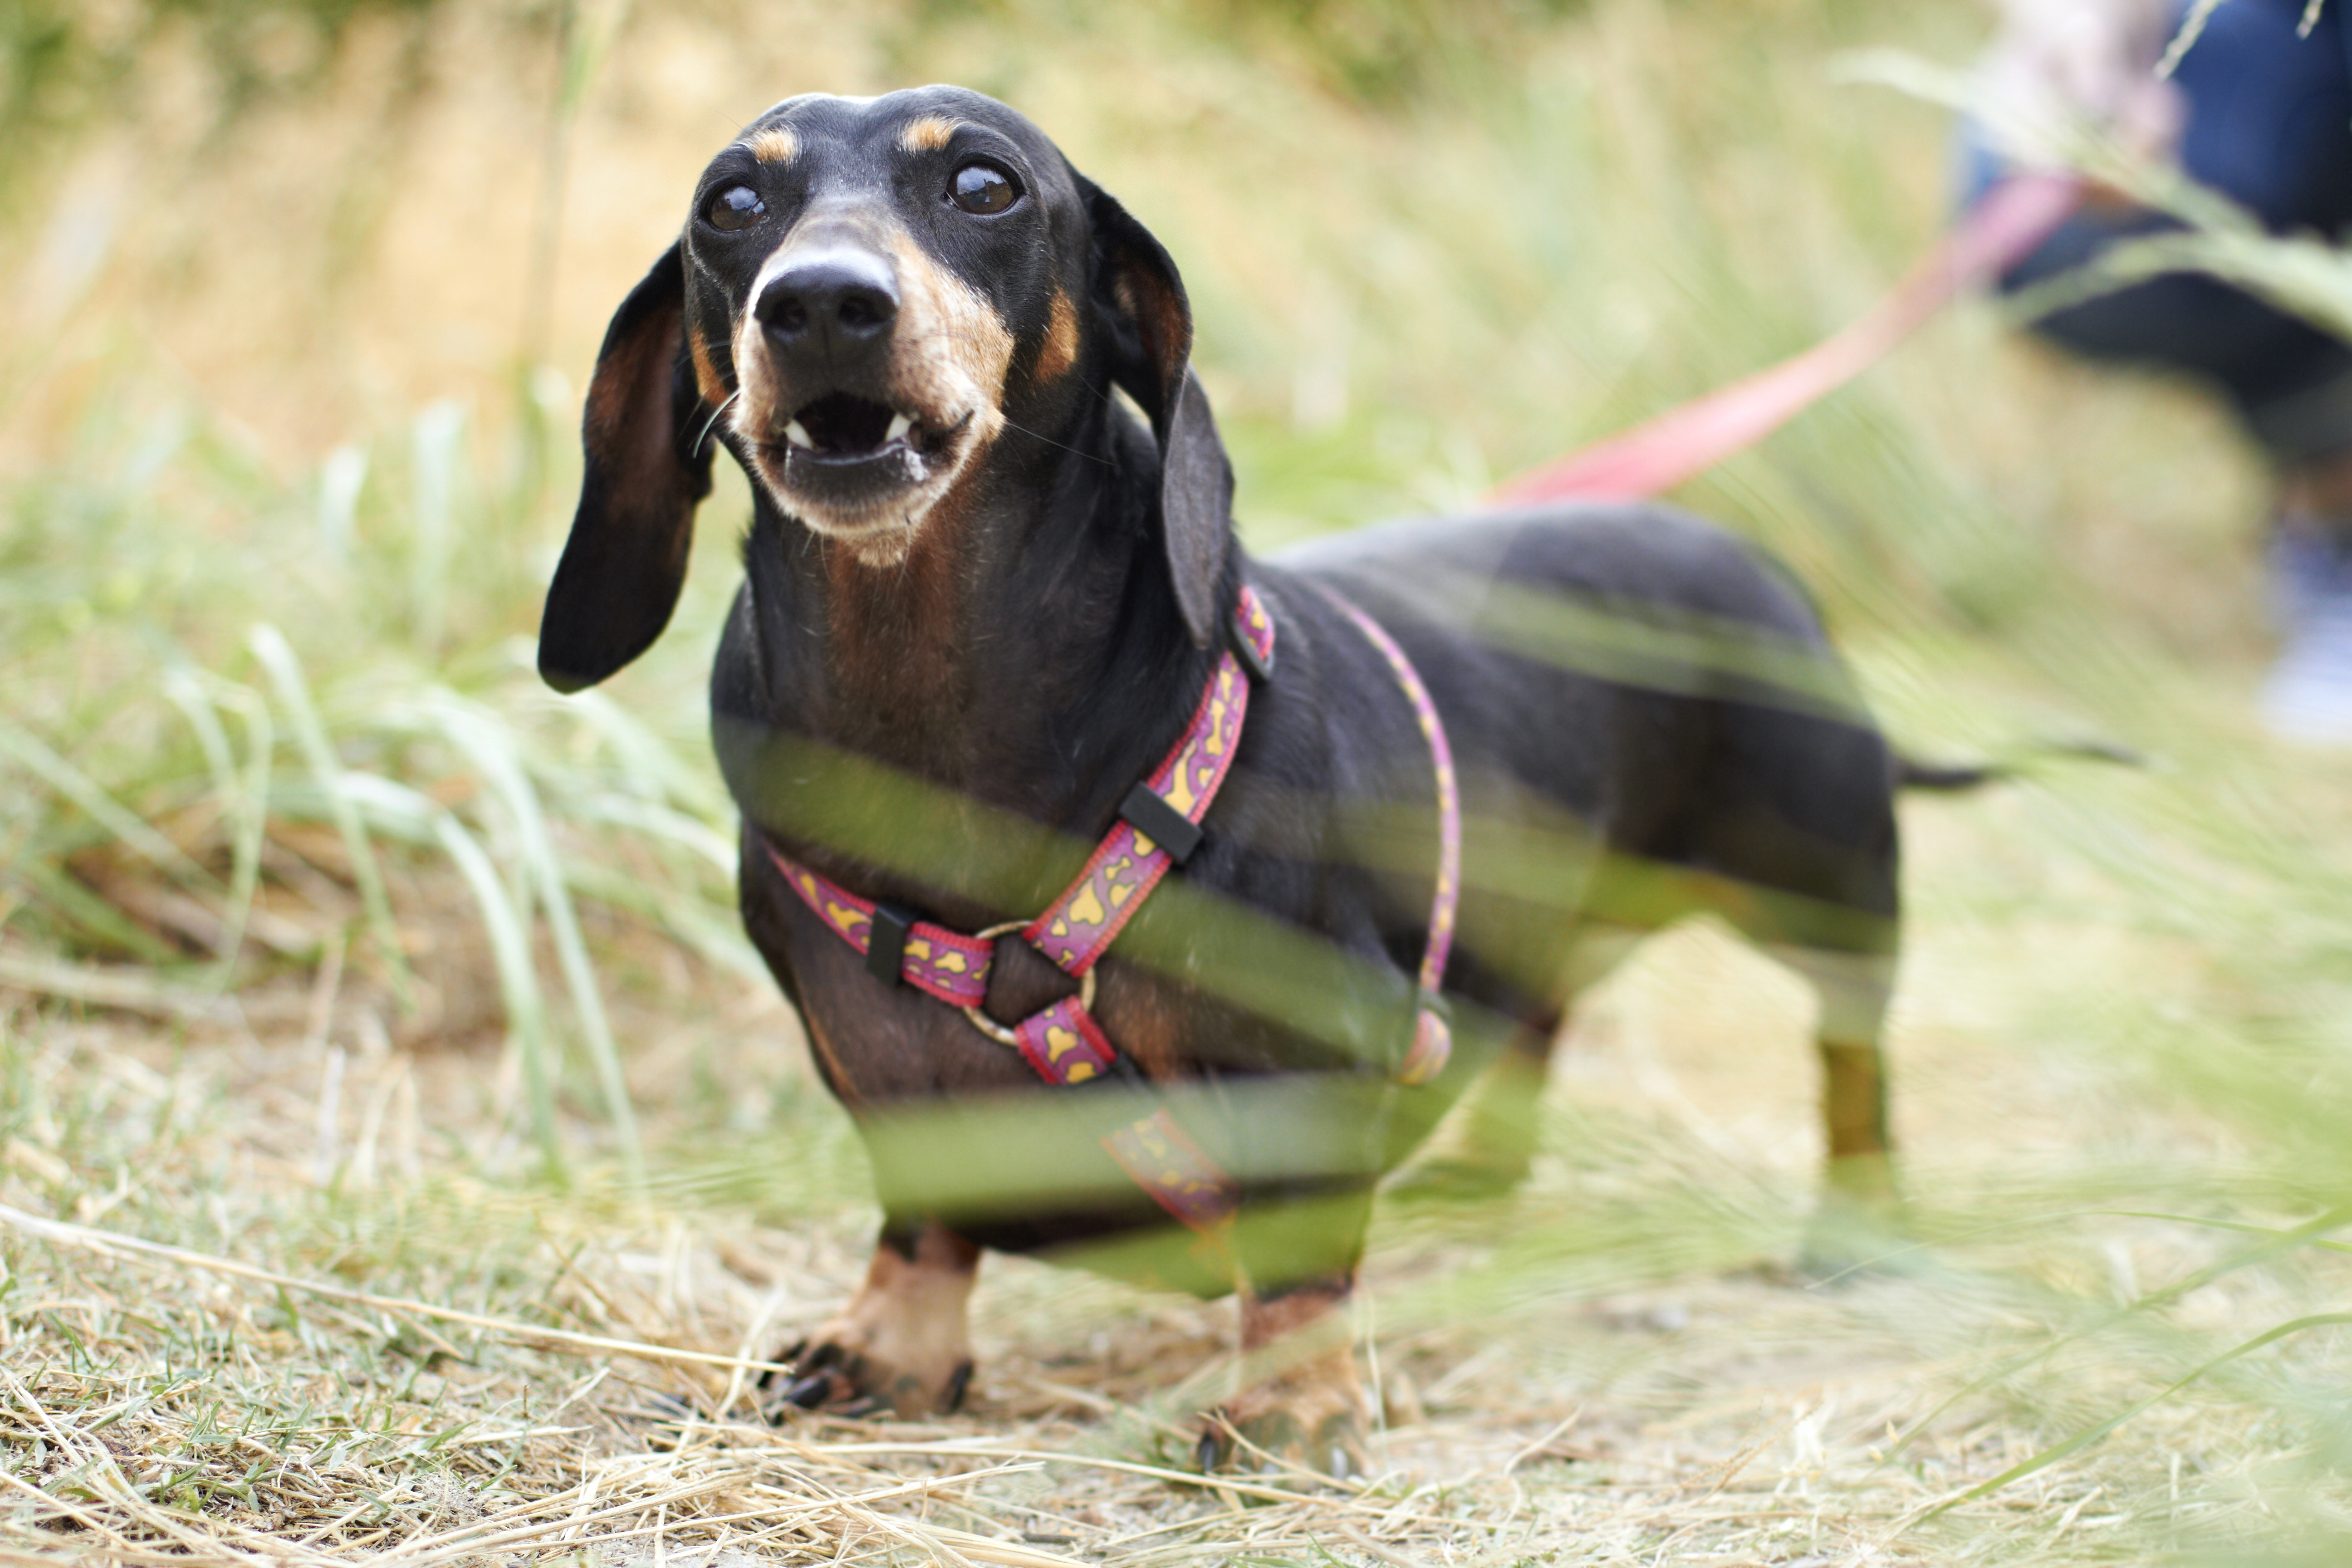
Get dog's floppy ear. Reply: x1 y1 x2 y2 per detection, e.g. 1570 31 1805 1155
538 242 716 693
1083 181 1232 649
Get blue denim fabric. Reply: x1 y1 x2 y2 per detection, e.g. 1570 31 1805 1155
1967 0 2352 461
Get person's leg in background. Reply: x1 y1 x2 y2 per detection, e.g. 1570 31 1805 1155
1976 0 2352 737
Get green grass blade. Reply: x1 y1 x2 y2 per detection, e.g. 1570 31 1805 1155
0 716 215 890
409 402 464 662
410 693 641 1189
329 771 561 1181
246 624 412 1009
1916 1312 2352 1523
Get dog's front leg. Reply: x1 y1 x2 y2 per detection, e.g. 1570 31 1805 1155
1200 1271 1369 1478
771 1220 980 1418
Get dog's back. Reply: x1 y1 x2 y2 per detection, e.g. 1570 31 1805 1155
1275 500 1896 929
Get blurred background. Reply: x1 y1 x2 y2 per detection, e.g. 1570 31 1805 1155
4 1 2351 1563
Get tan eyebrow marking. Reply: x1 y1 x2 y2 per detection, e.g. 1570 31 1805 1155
898 115 960 153
746 127 797 164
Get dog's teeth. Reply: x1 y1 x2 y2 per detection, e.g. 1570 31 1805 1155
886 413 912 443
785 420 815 449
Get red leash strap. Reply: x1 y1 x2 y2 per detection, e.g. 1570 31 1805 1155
1487 173 2083 506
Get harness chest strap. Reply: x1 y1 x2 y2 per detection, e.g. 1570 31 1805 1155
766 586 1275 1033
764 580 1463 1236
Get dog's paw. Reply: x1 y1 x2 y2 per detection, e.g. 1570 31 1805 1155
764 1323 975 1420
763 1225 981 1421
1194 1348 1369 1480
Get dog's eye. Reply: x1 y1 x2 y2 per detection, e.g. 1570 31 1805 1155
706 186 766 232
949 163 1019 216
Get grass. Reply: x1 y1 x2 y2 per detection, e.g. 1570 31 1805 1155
6 0 2352 1562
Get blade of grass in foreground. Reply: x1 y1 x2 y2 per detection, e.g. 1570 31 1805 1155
407 693 642 1190
249 623 414 1010
0 715 217 891
160 667 274 981
1909 1312 2352 1526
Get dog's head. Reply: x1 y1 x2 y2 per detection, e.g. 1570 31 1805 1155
539 85 1234 693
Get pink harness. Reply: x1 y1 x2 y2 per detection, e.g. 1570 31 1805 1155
764 583 1461 1237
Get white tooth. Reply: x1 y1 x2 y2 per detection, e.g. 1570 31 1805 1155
886 413 912 443
784 420 815 449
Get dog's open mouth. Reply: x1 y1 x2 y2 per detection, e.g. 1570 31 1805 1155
782 392 922 465
743 381 980 541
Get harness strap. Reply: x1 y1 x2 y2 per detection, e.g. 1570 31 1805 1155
1024 587 1275 977
771 585 1274 1008
769 858 997 1008
762 579 1463 1241
1312 585 1462 1086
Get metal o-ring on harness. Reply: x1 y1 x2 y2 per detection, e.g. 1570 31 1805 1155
958 921 1096 1047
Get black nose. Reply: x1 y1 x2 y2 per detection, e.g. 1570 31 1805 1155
756 252 899 353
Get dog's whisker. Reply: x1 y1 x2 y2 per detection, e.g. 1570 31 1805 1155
693 389 744 459
999 414 1115 466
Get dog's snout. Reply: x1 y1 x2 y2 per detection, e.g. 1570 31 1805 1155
757 252 901 352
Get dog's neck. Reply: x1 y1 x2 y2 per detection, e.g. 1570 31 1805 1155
722 397 1225 850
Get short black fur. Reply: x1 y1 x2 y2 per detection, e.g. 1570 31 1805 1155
539 85 1913 1431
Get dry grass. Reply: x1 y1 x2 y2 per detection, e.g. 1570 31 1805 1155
7 863 2351 1564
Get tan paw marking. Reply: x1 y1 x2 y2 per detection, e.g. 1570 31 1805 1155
771 1226 979 1418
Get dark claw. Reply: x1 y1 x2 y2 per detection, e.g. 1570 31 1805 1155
1196 1422 1230 1473
784 1372 836 1409
943 1359 974 1413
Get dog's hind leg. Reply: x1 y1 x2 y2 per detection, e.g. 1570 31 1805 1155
1407 1014 1561 1197
1801 946 1899 1209
1681 700 1908 1274
1781 944 1909 1278
1396 920 1640 1199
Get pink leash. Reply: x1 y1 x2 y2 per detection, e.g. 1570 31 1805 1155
1487 173 2084 506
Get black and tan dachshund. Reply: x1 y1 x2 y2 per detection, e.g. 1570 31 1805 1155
539 85 1906 1472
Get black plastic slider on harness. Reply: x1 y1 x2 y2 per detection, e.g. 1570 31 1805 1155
867 902 920 985
1228 602 1275 685
1119 784 1203 865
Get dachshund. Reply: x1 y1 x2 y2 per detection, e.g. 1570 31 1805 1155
539 85 1906 1474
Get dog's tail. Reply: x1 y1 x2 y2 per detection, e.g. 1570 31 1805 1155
1892 739 2142 794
